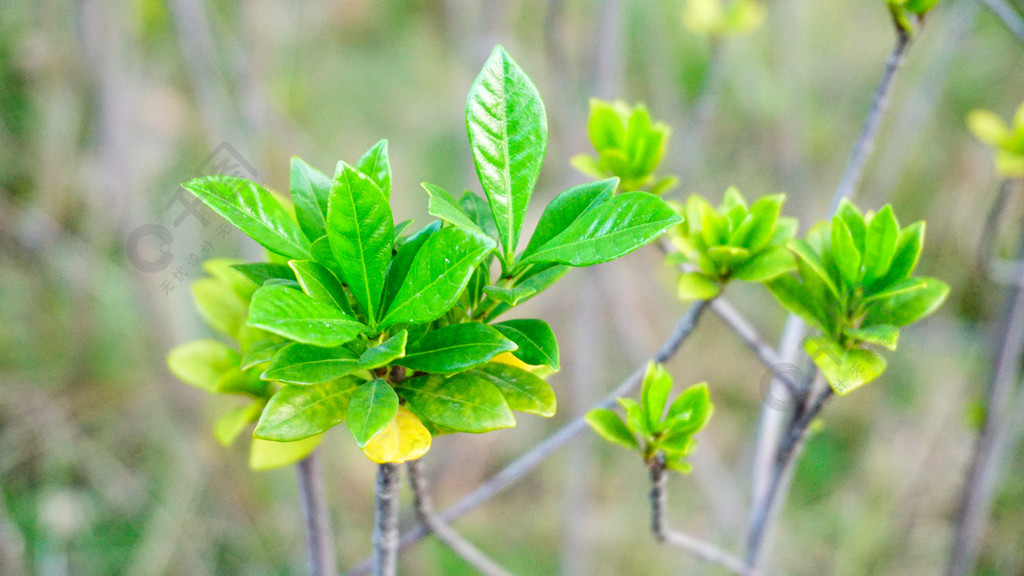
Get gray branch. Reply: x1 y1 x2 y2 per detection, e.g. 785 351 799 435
980 0 1024 43
372 464 401 576
296 450 336 576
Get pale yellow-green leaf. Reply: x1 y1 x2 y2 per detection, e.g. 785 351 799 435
359 406 432 464
249 434 324 471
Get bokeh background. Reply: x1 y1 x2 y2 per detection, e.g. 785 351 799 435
2 0 1024 574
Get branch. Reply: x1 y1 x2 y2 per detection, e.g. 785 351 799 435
372 464 400 576
296 450 336 576
947 208 1024 576
649 454 750 575
710 299 803 395
980 0 1024 44
829 28 912 213
406 460 514 576
345 299 712 575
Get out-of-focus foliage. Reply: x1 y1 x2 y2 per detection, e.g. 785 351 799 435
968 100 1024 177
683 0 765 38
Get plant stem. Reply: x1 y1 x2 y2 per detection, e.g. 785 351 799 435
947 211 1024 576
372 464 400 576
746 382 833 572
345 299 712 575
980 0 1024 43
296 450 336 576
829 28 911 213
406 460 514 576
649 454 750 575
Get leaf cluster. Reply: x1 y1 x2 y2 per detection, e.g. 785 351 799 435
683 0 765 38
586 363 713 474
967 100 1024 178
886 0 938 37
170 46 682 465
571 99 677 195
670 187 797 299
766 199 949 394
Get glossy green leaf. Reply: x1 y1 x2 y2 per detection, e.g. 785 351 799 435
249 434 324 471
523 192 681 267
248 284 366 347
214 402 263 446
310 236 342 275
482 285 537 307
182 176 311 260
863 277 949 327
862 205 899 285
263 343 360 384
167 340 238 392
618 397 649 437
522 179 616 259
398 322 516 374
585 408 639 450
863 277 927 303
423 182 484 234
396 373 516 433
460 192 499 239
677 272 721 300
355 139 392 199
730 247 795 282
788 239 841 299
381 227 495 328
765 275 829 334
359 330 408 370
240 338 287 370
491 319 559 371
288 259 353 315
836 199 867 253
290 157 332 242
381 221 442 314
871 221 924 290
641 362 672 432
804 337 887 395
466 46 548 263
470 362 555 416
191 277 247 339
844 324 900 351
831 217 862 287
254 377 362 441
326 163 394 328
394 219 414 241
665 382 712 436
346 379 399 447
232 262 296 287
731 194 783 251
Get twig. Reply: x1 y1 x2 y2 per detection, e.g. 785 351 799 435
710 299 803 396
980 0 1024 43
372 464 401 576
345 299 712 575
296 450 336 576
649 454 750 575
829 28 912 213
947 208 1024 576
746 380 832 572
406 460 514 576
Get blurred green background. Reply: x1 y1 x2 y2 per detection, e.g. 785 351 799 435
2 0 1024 574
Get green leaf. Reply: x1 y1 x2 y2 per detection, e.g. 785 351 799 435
862 205 899 285
310 236 343 276
249 435 324 471
665 382 712 436
765 275 829 334
618 397 649 437
730 194 783 251
491 319 560 371
202 258 257 301
585 408 639 450
346 379 399 447
359 330 408 370
248 284 367 347
788 239 841 300
836 199 867 253
214 402 263 446
381 227 496 328
863 277 927 303
289 259 353 315
967 110 1010 146
355 139 392 199
381 221 442 314
863 277 949 327
232 263 296 287
522 179 616 259
254 377 362 441
730 247 795 282
871 221 924 290
398 322 517 374
641 362 673 432
182 176 311 260
460 192 499 239
423 182 484 234
470 362 556 416
396 373 516 433
523 192 682 267
326 163 394 328
831 217 862 287
587 99 627 150
216 366 269 397
263 343 361 384
191 277 247 339
804 337 887 395
290 157 331 242
482 285 537 307
657 431 695 458
677 272 721 300
167 340 238 392
240 338 287 370
394 219 414 241
466 46 548 263
844 324 900 351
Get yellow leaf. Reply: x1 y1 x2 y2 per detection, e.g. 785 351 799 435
249 433 324 471
360 406 432 464
492 352 553 378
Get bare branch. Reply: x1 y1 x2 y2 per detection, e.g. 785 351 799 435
980 0 1024 43
649 454 750 575
710 299 803 395
345 299 712 575
372 464 400 576
296 450 336 576
406 460 514 576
